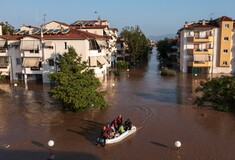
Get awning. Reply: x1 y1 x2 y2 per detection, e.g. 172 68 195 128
44 41 52 47
90 56 97 66
22 57 40 67
194 55 208 62
97 56 109 65
0 40 6 48
96 39 108 48
20 40 40 50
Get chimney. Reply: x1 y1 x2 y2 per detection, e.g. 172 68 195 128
0 23 3 35
98 16 101 25
184 21 188 28
28 25 32 34
202 19 206 25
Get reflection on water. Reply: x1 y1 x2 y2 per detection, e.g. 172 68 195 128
0 47 235 160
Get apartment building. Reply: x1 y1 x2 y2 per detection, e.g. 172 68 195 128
71 17 118 67
178 16 235 74
0 20 113 83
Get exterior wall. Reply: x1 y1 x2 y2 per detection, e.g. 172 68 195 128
8 40 21 80
218 20 233 68
180 30 188 73
81 28 104 36
232 31 235 73
0 24 2 35
42 39 89 83
44 22 68 29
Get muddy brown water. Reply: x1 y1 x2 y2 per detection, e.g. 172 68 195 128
0 48 235 160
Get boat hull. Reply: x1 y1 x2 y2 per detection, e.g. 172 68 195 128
105 126 137 144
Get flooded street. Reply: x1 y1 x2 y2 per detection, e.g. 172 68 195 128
1 48 235 160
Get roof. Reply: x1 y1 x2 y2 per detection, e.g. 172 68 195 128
72 25 109 30
179 16 235 32
216 16 233 22
41 28 111 40
0 28 111 40
73 19 108 23
184 23 217 30
0 35 21 40
44 20 70 27
22 25 39 29
110 28 118 32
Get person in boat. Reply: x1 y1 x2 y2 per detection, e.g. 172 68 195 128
99 125 108 144
116 115 123 128
118 124 125 134
106 124 114 139
124 119 132 131
111 119 119 131
108 123 115 139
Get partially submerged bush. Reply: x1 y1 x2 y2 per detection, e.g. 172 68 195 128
116 60 129 69
161 67 177 76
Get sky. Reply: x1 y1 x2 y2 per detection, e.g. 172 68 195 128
1 0 235 37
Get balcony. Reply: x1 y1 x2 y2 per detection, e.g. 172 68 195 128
0 49 8 56
187 48 213 55
187 61 212 67
89 50 104 56
22 67 43 74
21 51 42 58
187 36 213 43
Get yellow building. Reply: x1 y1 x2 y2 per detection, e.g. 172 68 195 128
178 16 235 74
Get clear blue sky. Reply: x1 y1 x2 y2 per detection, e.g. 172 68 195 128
1 0 235 37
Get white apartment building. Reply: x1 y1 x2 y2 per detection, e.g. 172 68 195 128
178 16 235 74
71 17 118 67
0 20 112 83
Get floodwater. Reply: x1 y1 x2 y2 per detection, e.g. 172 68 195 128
0 48 235 160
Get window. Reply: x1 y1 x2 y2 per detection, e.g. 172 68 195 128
16 58 21 65
223 61 228 65
224 24 229 28
224 37 229 41
223 49 228 53
64 42 67 49
48 59 54 66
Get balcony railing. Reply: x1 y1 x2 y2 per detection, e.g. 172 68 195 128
22 67 43 74
187 36 213 42
187 61 212 67
187 48 213 54
21 51 42 57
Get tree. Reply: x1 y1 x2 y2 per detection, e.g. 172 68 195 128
194 76 235 112
156 38 177 68
2 21 15 35
48 47 108 111
119 26 151 63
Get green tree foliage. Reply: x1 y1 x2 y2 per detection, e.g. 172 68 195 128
194 76 235 112
48 47 108 111
116 60 129 69
2 21 15 35
119 26 151 62
156 38 177 68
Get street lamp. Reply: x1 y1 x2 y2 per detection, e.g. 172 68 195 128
47 140 55 160
175 141 181 154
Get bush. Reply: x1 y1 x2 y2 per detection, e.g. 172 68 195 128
161 67 177 76
113 70 120 76
116 60 129 69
